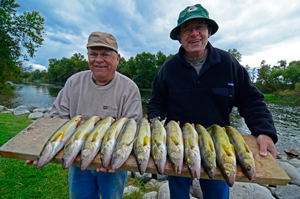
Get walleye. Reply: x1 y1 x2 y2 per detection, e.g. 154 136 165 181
165 120 184 175
36 115 83 169
207 124 236 187
225 126 256 181
195 124 216 179
80 116 115 171
182 123 201 180
62 116 101 169
111 119 137 170
100 117 128 168
134 118 151 175
151 117 167 174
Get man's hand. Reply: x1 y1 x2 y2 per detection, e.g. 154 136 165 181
96 167 116 173
256 134 278 159
25 160 37 165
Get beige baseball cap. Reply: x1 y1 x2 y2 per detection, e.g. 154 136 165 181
86 32 118 52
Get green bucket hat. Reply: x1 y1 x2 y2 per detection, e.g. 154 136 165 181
170 4 219 40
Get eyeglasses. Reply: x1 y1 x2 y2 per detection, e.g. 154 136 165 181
181 24 208 35
88 51 112 60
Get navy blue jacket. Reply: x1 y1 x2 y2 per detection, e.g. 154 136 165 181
147 42 277 143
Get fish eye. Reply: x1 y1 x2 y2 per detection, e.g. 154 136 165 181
247 165 251 171
226 171 230 176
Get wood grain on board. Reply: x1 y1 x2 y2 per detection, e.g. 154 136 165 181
0 117 290 185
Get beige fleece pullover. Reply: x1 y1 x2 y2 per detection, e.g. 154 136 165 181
50 70 143 121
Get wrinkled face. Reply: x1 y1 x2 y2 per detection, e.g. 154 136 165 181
177 18 212 59
87 47 120 85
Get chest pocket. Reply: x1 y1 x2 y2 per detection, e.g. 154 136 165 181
212 88 234 98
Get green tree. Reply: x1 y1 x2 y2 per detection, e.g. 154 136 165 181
0 0 45 83
47 53 88 83
228 48 242 62
256 60 276 93
284 61 300 89
133 52 157 88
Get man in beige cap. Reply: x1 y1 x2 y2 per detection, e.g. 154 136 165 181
27 31 143 199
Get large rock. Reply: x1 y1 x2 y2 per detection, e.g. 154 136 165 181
0 105 6 111
191 179 203 199
123 185 139 196
285 149 300 157
158 181 170 199
143 191 157 199
28 112 44 119
275 184 300 199
230 182 274 199
146 179 159 189
132 172 152 183
43 113 51 118
27 105 42 112
13 106 30 115
288 158 300 168
278 161 300 186
33 108 45 113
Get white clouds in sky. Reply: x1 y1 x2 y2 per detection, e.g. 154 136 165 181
15 0 300 70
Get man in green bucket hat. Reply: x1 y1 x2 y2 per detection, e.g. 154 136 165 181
148 4 278 199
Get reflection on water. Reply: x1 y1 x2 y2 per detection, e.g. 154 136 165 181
1 84 299 153
0 83 63 109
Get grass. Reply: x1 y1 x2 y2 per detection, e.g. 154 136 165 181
264 93 300 104
0 112 159 198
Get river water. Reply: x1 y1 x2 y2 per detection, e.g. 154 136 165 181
1 83 299 153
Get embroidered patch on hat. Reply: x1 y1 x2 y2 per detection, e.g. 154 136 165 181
187 6 198 12
228 83 234 86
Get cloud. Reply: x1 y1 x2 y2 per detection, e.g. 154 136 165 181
15 0 300 70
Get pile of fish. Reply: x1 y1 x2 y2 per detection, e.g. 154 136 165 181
36 115 256 187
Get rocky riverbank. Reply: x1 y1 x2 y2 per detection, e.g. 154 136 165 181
128 151 300 199
1 104 300 199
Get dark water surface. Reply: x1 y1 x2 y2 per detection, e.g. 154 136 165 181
1 83 299 153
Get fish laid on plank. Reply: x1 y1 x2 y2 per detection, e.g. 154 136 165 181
195 124 216 179
100 117 128 168
151 117 167 174
62 116 101 169
134 118 151 175
225 125 256 181
36 115 83 169
111 118 137 170
207 124 236 187
182 123 201 180
165 120 184 175
80 116 115 171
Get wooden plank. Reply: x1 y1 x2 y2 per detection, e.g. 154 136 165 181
0 117 290 186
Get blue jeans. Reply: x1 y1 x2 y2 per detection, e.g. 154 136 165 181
168 176 229 199
68 166 127 199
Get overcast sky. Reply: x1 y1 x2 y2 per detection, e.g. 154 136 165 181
16 0 300 71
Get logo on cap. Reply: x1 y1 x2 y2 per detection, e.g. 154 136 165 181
187 6 198 12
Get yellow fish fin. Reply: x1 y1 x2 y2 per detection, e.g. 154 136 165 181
143 136 149 146
171 136 179 146
100 136 105 142
224 145 234 156
209 140 214 152
115 130 118 139
83 132 89 139
74 132 81 140
231 144 236 156
163 135 166 144
52 132 62 142
128 137 138 146
244 143 251 153
189 139 195 149
91 132 99 142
